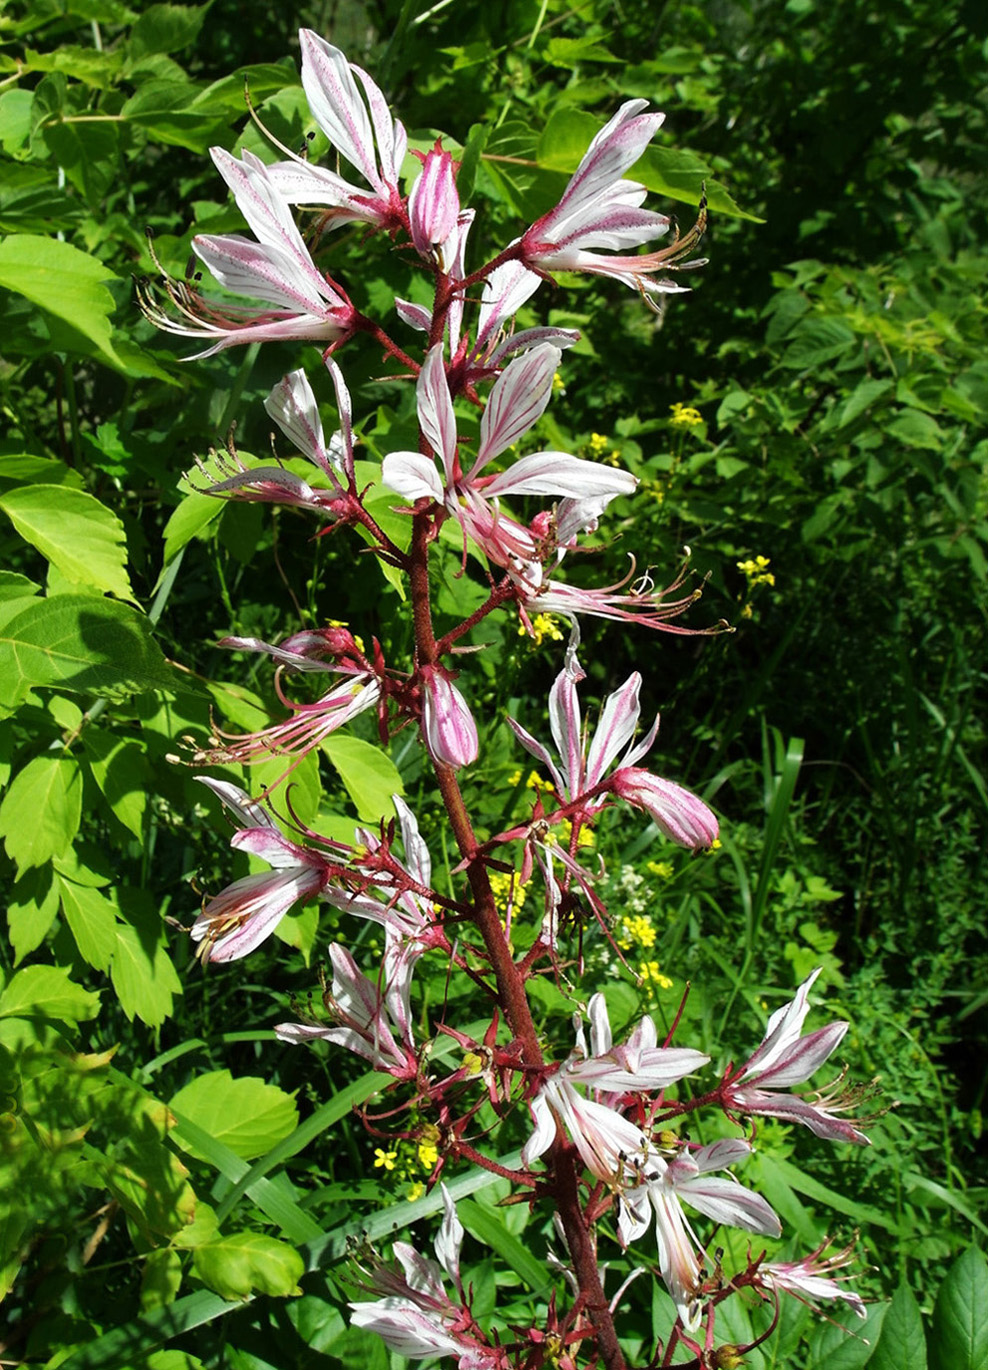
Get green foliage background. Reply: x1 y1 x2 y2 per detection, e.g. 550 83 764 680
0 0 985 1366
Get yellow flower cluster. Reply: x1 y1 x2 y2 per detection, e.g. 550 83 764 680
586 432 624 466
669 402 703 427
646 860 674 879
617 913 658 950
373 1130 442 1201
736 555 776 588
558 816 596 850
488 868 527 913
552 370 566 395
639 960 674 990
509 768 553 793
519 612 565 646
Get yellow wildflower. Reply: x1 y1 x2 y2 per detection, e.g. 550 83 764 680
736 555 776 588
639 960 674 990
406 1181 426 1202
617 913 657 950
489 869 527 912
417 1140 439 1170
647 860 674 879
669 402 703 427
552 371 566 395
558 817 595 849
373 1148 398 1171
520 612 564 646
588 432 610 456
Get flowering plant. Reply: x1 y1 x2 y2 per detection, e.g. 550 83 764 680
153 31 878 1368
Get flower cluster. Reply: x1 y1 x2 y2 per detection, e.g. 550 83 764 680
162 28 876 1370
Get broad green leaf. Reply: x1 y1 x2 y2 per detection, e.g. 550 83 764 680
170 1071 298 1161
0 453 84 490
82 729 148 838
806 1302 889 1369
0 235 124 368
58 877 118 971
0 88 33 157
930 1246 988 1370
120 80 226 151
6 865 59 962
160 490 225 574
0 753 82 874
321 734 403 822
840 377 894 427
0 484 133 599
885 407 943 451
0 594 190 705
140 1248 184 1311
780 318 857 369
192 1231 304 1302
0 964 100 1022
129 3 209 58
870 1280 927 1370
111 916 183 1028
43 119 120 204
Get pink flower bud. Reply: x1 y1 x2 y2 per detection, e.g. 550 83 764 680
609 767 718 848
408 141 460 260
421 669 478 769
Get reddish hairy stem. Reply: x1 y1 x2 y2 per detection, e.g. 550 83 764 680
408 498 627 1370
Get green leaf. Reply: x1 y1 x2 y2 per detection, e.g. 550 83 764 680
0 235 124 369
120 80 226 151
160 490 225 575
0 753 82 874
0 964 100 1022
0 594 191 706
930 1247 988 1370
806 1302 889 1369
58 876 118 971
111 911 183 1028
870 1280 927 1370
0 484 133 599
0 453 85 491
457 1199 549 1293
129 3 209 58
192 1231 304 1302
780 318 857 369
140 1248 184 1312
839 377 894 427
82 729 148 838
6 866 59 963
170 1071 299 1161
885 407 943 451
321 734 403 822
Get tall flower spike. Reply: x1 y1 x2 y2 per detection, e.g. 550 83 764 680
262 30 407 235
520 100 706 301
142 149 356 358
723 970 871 1144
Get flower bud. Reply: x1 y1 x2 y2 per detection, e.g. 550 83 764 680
421 670 478 769
408 141 460 261
609 767 718 848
